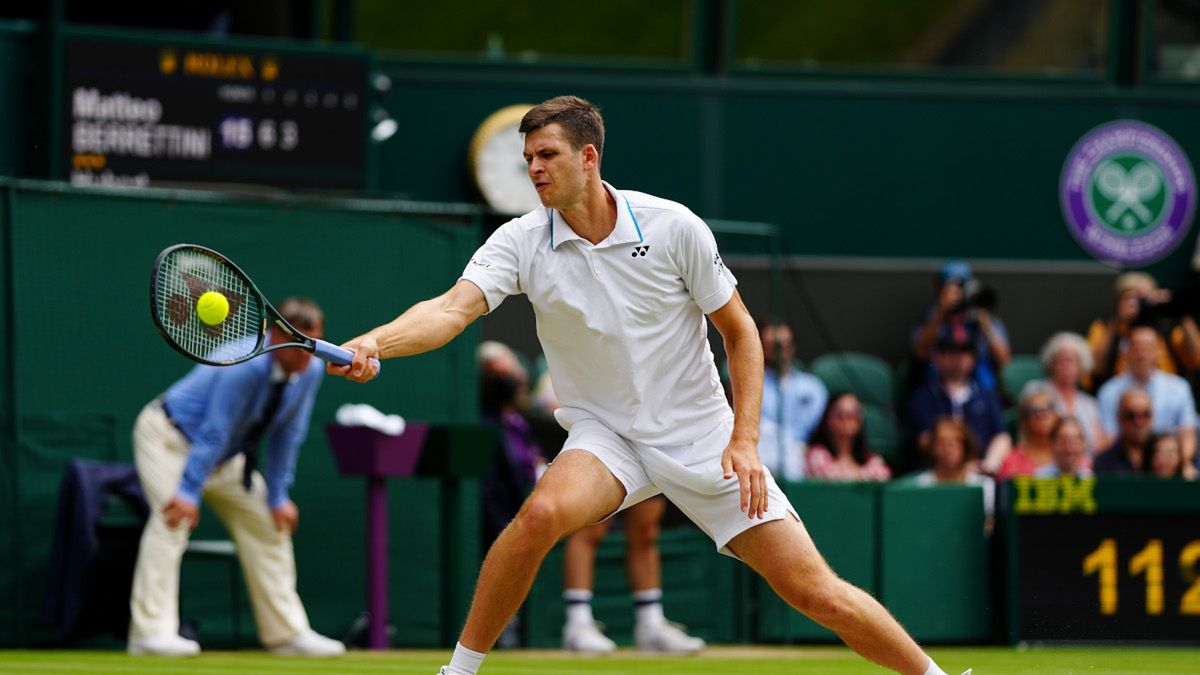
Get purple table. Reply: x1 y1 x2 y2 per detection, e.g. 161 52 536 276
327 422 429 649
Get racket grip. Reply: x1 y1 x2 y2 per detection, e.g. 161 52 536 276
313 339 382 374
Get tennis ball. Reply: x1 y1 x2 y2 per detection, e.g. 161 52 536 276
196 291 230 326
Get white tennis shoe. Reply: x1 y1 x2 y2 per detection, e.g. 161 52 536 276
127 633 200 656
269 629 345 657
635 620 705 654
562 620 617 653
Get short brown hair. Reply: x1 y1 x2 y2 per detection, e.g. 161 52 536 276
520 95 605 161
278 296 323 332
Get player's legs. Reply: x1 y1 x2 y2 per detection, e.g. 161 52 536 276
128 402 194 644
727 518 932 675
459 448 626 653
201 455 311 648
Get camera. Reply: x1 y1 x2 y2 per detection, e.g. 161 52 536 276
1133 294 1189 327
948 278 997 315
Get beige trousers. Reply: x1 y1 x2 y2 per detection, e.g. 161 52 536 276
128 401 311 646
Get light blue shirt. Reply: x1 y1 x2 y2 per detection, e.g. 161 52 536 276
758 366 828 480
162 346 324 508
1097 371 1197 437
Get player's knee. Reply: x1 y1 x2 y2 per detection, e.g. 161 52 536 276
515 494 568 540
793 579 856 628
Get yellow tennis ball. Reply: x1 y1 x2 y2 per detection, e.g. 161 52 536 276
196 291 230 325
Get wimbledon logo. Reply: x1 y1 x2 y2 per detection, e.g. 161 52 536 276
1060 120 1196 266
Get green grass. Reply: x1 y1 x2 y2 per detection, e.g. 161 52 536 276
1 646 1198 674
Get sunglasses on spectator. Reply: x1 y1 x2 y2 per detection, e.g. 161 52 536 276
1023 403 1056 417
1120 409 1152 421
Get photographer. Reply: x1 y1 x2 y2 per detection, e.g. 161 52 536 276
911 260 1011 393
1086 272 1200 391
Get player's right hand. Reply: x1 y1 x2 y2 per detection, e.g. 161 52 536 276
162 495 200 529
328 334 381 383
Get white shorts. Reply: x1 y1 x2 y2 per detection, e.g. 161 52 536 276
559 415 799 559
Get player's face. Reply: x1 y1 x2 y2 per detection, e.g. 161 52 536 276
524 123 591 210
271 320 323 375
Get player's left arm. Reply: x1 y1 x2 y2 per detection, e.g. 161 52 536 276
709 290 768 519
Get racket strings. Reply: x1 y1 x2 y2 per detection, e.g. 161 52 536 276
155 249 261 363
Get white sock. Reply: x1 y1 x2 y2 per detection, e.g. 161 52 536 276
447 642 486 675
564 589 594 626
633 588 665 627
923 656 948 675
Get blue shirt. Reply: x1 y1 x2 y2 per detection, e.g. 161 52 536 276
162 348 324 508
1097 371 1198 437
758 366 828 480
907 380 1006 455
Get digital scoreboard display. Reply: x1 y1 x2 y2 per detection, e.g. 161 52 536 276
1006 477 1200 643
62 33 367 190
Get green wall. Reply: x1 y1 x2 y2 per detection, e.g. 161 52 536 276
0 180 482 647
376 61 1200 282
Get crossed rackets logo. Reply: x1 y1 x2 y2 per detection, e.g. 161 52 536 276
632 245 650 258
1093 159 1164 231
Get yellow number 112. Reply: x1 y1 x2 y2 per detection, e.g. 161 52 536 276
1083 539 1200 616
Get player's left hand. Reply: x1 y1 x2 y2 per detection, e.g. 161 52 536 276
721 439 767 520
271 500 299 533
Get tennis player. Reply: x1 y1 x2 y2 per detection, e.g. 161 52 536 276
330 96 966 675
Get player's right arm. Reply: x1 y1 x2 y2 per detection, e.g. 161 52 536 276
330 279 489 382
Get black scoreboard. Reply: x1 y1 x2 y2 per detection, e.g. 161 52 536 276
61 31 368 190
1005 476 1200 643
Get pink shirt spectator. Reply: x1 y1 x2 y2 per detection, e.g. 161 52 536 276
806 444 892 482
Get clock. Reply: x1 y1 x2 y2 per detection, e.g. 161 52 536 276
468 104 541 216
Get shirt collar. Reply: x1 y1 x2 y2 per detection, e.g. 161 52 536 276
548 181 644 250
270 361 298 384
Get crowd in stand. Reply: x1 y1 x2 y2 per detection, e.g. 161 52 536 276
744 262 1198 507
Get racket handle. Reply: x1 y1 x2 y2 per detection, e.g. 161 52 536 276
313 339 382 374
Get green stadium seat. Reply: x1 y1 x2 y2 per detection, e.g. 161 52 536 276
1002 354 1045 403
863 404 904 470
811 352 895 409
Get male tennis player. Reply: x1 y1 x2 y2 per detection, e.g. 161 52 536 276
331 96 966 675
128 297 344 657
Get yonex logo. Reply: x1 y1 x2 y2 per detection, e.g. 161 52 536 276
632 245 650 258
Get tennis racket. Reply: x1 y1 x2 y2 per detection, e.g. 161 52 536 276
150 243 380 373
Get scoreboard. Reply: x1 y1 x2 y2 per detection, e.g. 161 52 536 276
1005 476 1200 643
61 31 368 190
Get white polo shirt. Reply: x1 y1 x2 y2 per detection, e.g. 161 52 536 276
461 181 737 446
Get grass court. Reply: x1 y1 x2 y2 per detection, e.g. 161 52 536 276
1 646 1196 674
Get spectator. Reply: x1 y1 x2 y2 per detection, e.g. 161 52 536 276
1035 417 1094 478
997 391 1059 479
757 322 828 481
910 260 1011 393
805 393 892 482
910 417 995 529
1096 325 1198 478
477 342 546 551
907 328 1012 474
1022 332 1108 455
1146 434 1187 479
1087 272 1200 389
1093 389 1156 475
